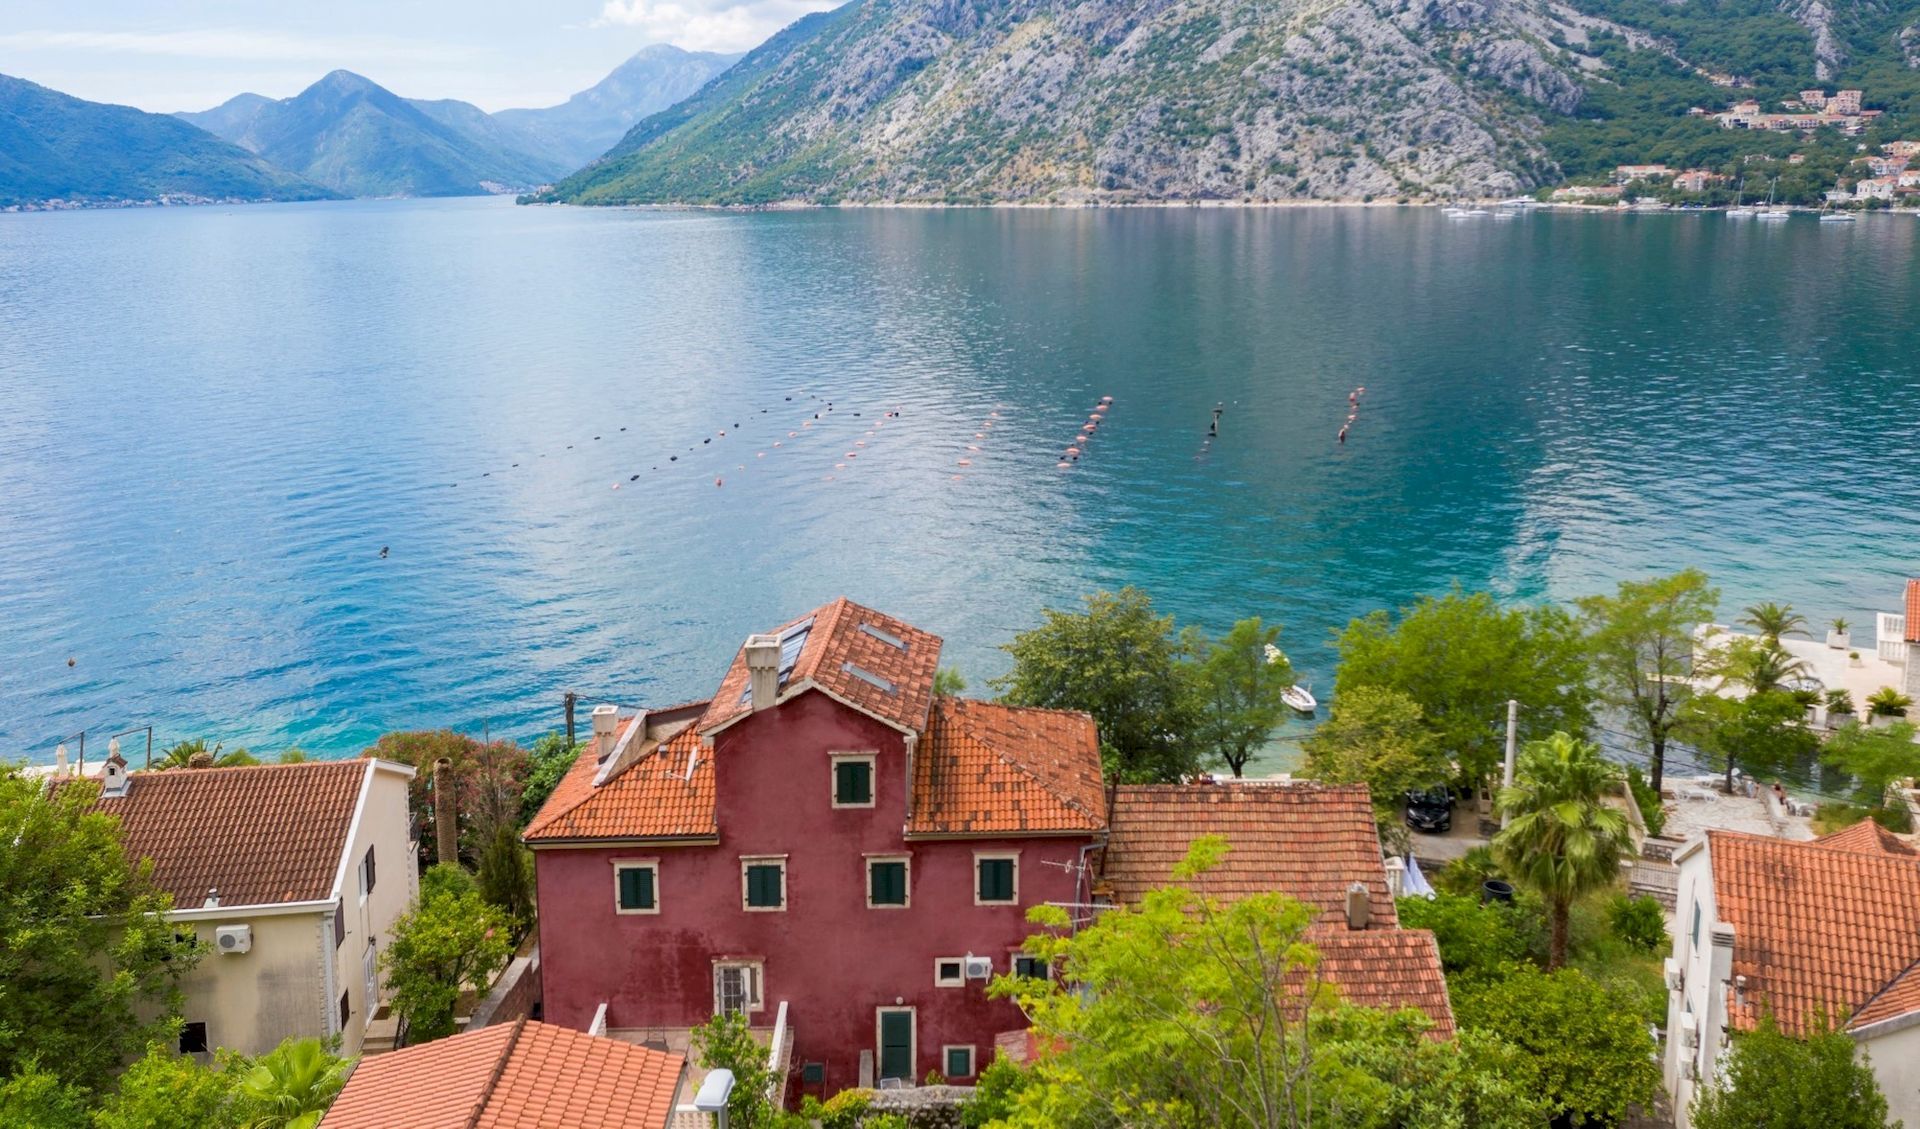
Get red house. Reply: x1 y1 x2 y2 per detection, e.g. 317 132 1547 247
526 599 1107 1095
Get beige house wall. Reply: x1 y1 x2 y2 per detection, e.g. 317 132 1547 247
328 761 419 1055
1862 1021 1920 1128
177 909 332 1057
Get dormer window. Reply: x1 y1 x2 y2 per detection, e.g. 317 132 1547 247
841 662 895 693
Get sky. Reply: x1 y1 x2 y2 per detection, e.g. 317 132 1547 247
0 0 842 113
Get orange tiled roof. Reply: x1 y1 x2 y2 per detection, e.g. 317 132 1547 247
1100 783 1397 926
910 698 1106 835
697 598 942 736
1813 819 1917 858
523 719 716 843
322 1019 686 1129
1707 830 1920 1034
1853 960 1920 1028
1309 926 1456 1037
78 760 371 906
1907 579 1920 643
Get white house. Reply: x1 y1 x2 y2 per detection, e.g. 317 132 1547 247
1665 824 1920 1127
74 755 418 1057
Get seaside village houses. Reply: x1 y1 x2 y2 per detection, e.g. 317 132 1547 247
53 755 417 1058
526 598 1452 1101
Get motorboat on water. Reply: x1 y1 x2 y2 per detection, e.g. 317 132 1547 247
1282 685 1317 714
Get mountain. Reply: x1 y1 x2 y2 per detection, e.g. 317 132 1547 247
493 45 743 168
0 74 332 207
537 0 1920 205
180 71 572 197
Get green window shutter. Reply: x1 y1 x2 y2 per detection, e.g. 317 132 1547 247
879 1011 912 1080
836 760 872 805
1014 955 1046 979
747 864 783 908
870 861 906 905
619 867 654 910
978 858 1013 902
945 1047 972 1078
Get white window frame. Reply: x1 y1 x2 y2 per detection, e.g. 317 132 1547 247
741 855 789 913
1011 951 1050 980
830 752 878 809
865 853 911 909
942 1044 977 1079
357 845 376 904
363 939 379 1008
612 859 660 915
933 957 966 988
974 850 1020 906
875 1006 917 1082
713 959 765 1016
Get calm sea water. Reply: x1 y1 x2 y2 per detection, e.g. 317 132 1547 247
3 198 1919 766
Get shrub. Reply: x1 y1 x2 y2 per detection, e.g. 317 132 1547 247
960 1058 1032 1127
816 1088 873 1129
1625 763 1666 837
1608 894 1669 953
1434 845 1505 898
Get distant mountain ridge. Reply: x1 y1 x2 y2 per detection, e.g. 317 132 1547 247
493 45 742 168
0 74 332 207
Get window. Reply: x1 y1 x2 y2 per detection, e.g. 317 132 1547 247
333 897 346 948
832 753 875 808
742 857 787 911
363 939 378 1008
877 1008 915 1082
801 1062 826 1085
943 1045 977 1079
714 961 763 1015
614 860 659 914
934 958 965 988
1013 954 1050 980
179 1021 208 1055
358 845 376 900
867 857 909 908
1691 900 1701 949
339 990 350 1031
975 852 1018 905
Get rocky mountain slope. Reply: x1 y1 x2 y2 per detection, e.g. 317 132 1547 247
493 45 742 168
181 71 571 197
0 74 332 206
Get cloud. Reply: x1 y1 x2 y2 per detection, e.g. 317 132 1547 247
0 28 482 66
590 0 839 53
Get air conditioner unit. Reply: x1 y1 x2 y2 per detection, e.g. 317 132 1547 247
1678 1013 1699 1049
1664 958 1683 991
214 924 252 955
963 955 993 981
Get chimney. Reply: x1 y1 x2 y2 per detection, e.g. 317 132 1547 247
433 758 459 867
203 887 220 909
54 744 69 778
591 705 619 760
1345 881 1371 930
744 634 782 712
100 748 130 799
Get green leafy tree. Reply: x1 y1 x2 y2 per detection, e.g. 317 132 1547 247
1492 733 1632 968
0 770 202 1091
1452 965 1660 1127
1184 617 1293 778
932 667 968 696
1716 636 1811 696
381 864 513 1043
995 588 1201 782
475 824 535 931
0 1061 90 1129
1396 892 1540 985
1822 721 1920 805
1685 689 1819 793
519 733 577 825
366 731 530 865
1302 685 1451 808
1740 600 1808 646
91 1044 243 1129
232 1038 352 1129
1577 569 1718 792
1691 1014 1898 1129
1333 588 1593 789
689 1011 785 1129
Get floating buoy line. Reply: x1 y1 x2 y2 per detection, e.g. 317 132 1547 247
1338 385 1365 445
1057 395 1114 469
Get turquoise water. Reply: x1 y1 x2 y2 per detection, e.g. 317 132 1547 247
3 198 1918 762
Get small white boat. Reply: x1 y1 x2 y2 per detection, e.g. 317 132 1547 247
1282 685 1317 714
1464 208 1491 216
1820 211 1856 223
1756 210 1790 221
1726 207 1755 218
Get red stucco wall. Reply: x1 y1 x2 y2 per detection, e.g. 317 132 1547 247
536 690 1096 1094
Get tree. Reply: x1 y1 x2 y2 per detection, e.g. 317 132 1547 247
1492 733 1632 969
1452 965 1660 1127
1740 600 1808 646
1822 721 1920 804
366 731 530 865
91 1044 243 1129
1691 1014 1898 1129
1577 569 1718 792
1685 690 1818 793
933 667 968 696
1184 618 1293 778
1717 636 1811 695
381 864 513 1043
519 733 577 825
153 739 257 770
995 588 1201 782
1333 588 1593 789
475 823 535 931
1396 892 1540 984
0 1061 90 1129
1302 685 1451 807
232 1038 352 1129
0 770 202 1092
689 1012 785 1129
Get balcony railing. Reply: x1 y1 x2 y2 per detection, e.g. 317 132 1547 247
1879 613 1907 664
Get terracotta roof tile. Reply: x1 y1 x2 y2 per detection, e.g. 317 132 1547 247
1813 819 1917 858
322 1020 686 1129
1852 959 1920 1028
910 699 1106 836
1707 830 1920 1034
77 760 372 906
1308 926 1456 1037
524 720 716 843
698 598 942 735
1100 783 1397 926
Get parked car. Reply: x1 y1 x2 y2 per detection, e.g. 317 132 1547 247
1405 787 1453 834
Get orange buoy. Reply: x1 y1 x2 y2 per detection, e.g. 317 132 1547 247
958 459 972 466
715 477 723 486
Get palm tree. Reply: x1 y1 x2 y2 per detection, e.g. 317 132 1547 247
1493 732 1633 969
154 739 257 770
235 1038 351 1129
1740 601 1807 646
1728 640 1810 696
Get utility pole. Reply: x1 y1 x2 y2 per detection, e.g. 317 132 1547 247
564 691 577 746
1500 699 1519 829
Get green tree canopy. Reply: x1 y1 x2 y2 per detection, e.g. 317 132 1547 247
995 588 1202 782
1452 964 1660 1127
690 1012 785 1129
0 769 201 1092
364 731 530 864
1184 617 1293 778
1821 721 1920 805
1577 568 1718 792
1492 733 1632 968
90 1044 245 1129
518 733 577 826
1302 685 1451 808
1332 588 1593 788
381 863 514 1043
232 1038 352 1129
1691 1014 1898 1129
1684 689 1819 792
